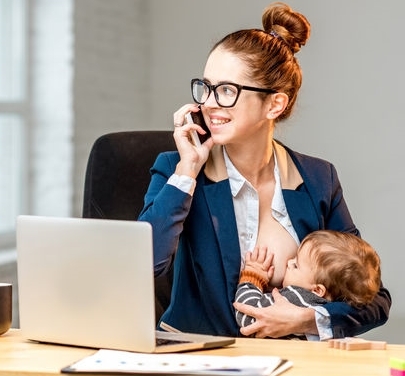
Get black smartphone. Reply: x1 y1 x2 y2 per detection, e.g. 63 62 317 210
186 110 211 146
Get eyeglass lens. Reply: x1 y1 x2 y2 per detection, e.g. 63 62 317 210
192 80 240 107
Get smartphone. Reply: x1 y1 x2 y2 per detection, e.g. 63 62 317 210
185 109 211 146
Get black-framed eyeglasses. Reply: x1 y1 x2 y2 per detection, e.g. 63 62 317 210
191 78 277 108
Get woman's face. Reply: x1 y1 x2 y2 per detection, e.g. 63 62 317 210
201 47 272 145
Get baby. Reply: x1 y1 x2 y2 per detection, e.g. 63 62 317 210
234 230 381 333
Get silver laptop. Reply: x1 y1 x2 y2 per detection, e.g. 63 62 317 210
16 215 235 353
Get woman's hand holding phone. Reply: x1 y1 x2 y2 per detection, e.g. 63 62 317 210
185 109 211 147
173 104 213 179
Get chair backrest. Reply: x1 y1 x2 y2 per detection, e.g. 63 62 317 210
82 130 176 323
82 130 176 220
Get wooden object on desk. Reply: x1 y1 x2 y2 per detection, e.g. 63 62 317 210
328 337 387 350
1 329 405 376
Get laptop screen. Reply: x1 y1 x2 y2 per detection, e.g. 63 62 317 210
16 215 157 352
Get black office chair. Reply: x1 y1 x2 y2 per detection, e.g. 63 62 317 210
82 130 176 323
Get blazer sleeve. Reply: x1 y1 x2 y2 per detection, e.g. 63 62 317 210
325 285 391 338
286 148 392 338
138 152 192 276
320 162 391 337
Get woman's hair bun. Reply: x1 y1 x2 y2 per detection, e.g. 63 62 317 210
262 2 311 53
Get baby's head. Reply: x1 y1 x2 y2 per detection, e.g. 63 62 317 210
295 230 381 307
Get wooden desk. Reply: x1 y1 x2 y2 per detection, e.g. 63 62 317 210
1 329 404 375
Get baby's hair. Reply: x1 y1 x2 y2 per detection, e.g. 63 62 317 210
210 2 311 121
300 230 381 307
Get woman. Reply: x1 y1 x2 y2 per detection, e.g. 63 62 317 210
139 2 391 339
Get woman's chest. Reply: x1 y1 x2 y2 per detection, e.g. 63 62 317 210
256 210 298 287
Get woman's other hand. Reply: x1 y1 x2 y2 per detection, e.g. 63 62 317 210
233 288 317 338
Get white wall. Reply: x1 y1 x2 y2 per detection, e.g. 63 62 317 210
147 0 405 343
29 0 73 216
72 0 150 215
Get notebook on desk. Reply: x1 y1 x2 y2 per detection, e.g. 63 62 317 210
16 215 235 353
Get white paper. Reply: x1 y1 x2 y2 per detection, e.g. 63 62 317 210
63 349 292 375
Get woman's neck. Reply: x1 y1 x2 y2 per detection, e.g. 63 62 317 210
225 139 275 187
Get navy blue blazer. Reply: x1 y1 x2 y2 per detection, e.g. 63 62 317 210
139 144 391 338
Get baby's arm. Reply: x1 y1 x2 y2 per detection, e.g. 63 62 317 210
235 246 275 328
241 245 274 289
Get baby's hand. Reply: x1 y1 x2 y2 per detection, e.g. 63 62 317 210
244 245 275 282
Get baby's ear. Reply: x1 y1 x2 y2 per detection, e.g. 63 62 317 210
311 284 327 298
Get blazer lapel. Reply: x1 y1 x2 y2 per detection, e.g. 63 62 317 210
203 146 242 295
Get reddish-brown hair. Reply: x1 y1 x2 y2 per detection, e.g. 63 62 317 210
300 230 381 307
210 2 311 121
